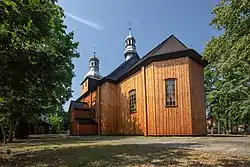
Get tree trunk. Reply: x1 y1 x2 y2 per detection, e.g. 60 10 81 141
8 119 14 143
229 118 233 134
226 116 229 134
217 120 220 134
8 116 20 143
230 124 233 134
244 122 248 134
8 118 16 143
211 119 214 135
0 122 7 144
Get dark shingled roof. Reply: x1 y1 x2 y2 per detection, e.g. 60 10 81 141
106 54 140 80
131 34 188 69
69 101 90 111
74 118 97 125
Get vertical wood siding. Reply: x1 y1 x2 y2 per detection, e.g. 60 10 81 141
145 57 193 135
70 122 78 136
189 59 207 135
81 79 88 95
78 124 97 135
99 82 117 134
96 86 101 134
117 71 144 135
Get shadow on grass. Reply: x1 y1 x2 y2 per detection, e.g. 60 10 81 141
2 143 250 167
11 135 135 148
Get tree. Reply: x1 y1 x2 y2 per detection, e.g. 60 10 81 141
62 111 70 133
0 0 79 142
48 113 63 134
204 0 250 133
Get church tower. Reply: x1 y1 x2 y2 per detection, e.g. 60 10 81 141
124 27 138 61
83 51 102 80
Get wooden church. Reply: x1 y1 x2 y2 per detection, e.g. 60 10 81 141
69 29 207 136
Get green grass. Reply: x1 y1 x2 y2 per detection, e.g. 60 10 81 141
1 135 250 167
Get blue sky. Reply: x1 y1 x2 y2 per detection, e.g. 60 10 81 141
58 0 219 110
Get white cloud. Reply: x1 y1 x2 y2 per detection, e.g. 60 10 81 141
65 12 103 30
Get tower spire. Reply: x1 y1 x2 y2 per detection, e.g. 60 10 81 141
83 47 102 80
128 21 132 36
93 46 96 57
124 22 137 61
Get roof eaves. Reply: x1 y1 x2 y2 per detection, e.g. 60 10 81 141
76 77 116 101
116 49 207 83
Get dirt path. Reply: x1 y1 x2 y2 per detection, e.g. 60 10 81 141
100 136 250 156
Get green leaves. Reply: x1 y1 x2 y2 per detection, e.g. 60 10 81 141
0 0 79 137
204 0 250 132
48 112 63 133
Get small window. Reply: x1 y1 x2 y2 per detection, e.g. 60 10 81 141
165 79 177 107
129 90 136 113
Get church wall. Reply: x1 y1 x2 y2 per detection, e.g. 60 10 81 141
116 71 144 135
70 121 78 136
79 57 206 136
145 57 193 135
91 91 96 104
98 82 117 135
81 79 88 95
70 109 91 136
188 58 207 135
80 95 91 107
79 91 98 121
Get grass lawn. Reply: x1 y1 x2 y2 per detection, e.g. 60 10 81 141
0 135 250 167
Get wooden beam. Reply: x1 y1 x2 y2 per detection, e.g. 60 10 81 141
77 123 80 136
142 66 148 136
97 86 101 135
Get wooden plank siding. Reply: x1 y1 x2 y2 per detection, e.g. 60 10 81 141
116 71 144 135
81 79 88 95
145 64 156 135
96 86 101 134
189 58 207 135
80 57 206 136
146 57 193 135
91 91 96 104
98 82 117 135
80 95 91 106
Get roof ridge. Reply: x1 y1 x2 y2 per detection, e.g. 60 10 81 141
142 34 188 58
144 34 174 57
130 34 188 69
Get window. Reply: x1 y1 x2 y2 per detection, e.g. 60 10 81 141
129 90 136 113
165 79 177 107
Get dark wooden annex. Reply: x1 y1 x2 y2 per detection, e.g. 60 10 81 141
69 101 97 136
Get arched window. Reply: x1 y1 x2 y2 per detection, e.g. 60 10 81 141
165 79 177 107
129 90 136 113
